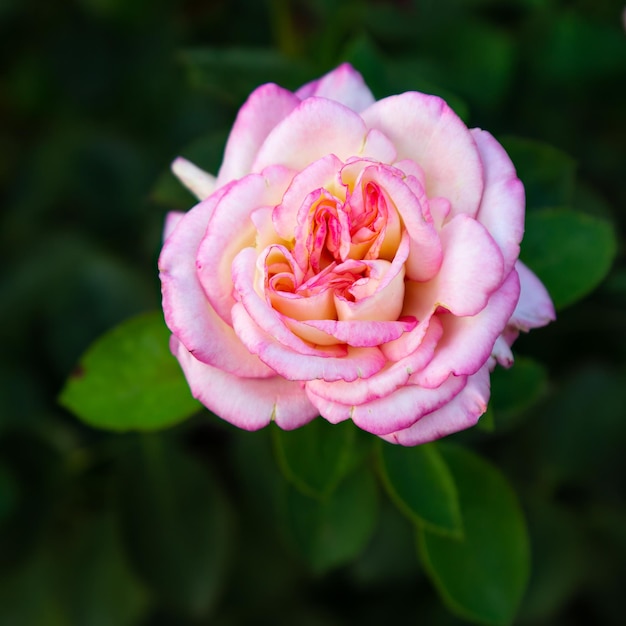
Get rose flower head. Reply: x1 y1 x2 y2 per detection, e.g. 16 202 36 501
159 64 555 445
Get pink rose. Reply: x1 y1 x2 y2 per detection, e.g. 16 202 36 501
159 64 555 445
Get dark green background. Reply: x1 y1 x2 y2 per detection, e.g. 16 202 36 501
1 0 625 624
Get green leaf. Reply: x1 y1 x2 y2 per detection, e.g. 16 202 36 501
59 311 201 431
521 207 617 310
179 47 312 105
518 499 586 623
272 418 356 499
0 551 70 626
490 356 549 430
417 444 529 626
377 441 462 537
116 435 232 619
61 513 150 626
499 137 576 210
281 468 378 574
0 464 19 525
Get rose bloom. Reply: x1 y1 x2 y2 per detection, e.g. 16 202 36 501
159 64 555 445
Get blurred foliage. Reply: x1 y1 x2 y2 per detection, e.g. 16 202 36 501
1 0 626 624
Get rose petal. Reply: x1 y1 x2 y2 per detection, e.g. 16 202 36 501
364 164 442 282
159 190 274 378
295 62 376 112
197 168 293 324
492 335 514 368
287 316 417 348
171 336 318 431
509 260 556 331
334 232 410 322
411 269 521 388
232 247 345 358
382 363 490 446
163 211 185 242
306 316 443 406
171 157 216 200
216 83 301 187
472 129 525 274
272 155 346 240
406 214 505 318
361 92 484 217
252 97 369 173
308 371 468 435
232 301 387 382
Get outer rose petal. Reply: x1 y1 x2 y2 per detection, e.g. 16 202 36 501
412 269 521 388
296 62 376 113
406 214 505 318
361 92 484 217
216 83 301 187
252 98 370 173
306 316 443 406
163 211 185 242
232 301 387 382
509 260 556 331
171 336 318 431
171 157 216 200
159 188 274 379
197 168 293 324
472 129 525 274
307 371 468 436
382 363 490 446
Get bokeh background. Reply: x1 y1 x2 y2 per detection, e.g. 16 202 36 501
1 0 625 624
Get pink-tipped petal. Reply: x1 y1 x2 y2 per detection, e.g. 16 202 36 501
272 154 345 240
216 83 301 187
252 97 368 173
471 129 525 274
308 371 468 435
163 211 185 242
306 316 443 406
492 335 514 368
171 336 318 431
365 164 442 281
361 92 484 217
171 157 216 200
382 364 490 446
509 260 556 331
197 168 293 324
412 269 521 388
291 316 417 348
159 192 274 378
232 302 387 382
296 63 375 113
408 214 505 318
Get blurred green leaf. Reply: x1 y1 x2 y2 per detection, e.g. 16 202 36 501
59 311 200 431
535 364 626 489
0 550 70 626
386 58 470 122
518 499 586 624
272 419 356 499
348 497 420 588
116 435 232 619
535 12 626 86
180 47 312 104
282 467 378 574
521 207 617 310
62 512 150 626
490 356 549 429
377 441 462 537
0 464 19 525
417 444 529 626
0 432 62 569
500 137 576 210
